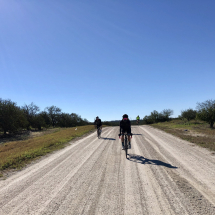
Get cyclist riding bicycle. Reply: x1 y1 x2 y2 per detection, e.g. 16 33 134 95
94 116 102 137
119 114 131 150
136 115 140 124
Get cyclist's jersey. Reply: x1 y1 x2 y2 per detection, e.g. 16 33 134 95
136 116 140 120
94 119 102 128
120 119 131 133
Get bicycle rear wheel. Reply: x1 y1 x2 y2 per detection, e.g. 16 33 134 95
125 137 128 158
98 129 100 138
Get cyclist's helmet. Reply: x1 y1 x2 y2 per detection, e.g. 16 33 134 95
96 116 99 119
123 114 128 119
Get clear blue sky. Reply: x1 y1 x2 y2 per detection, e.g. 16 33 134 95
1 0 215 122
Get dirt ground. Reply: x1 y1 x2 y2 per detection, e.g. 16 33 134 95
0 126 215 214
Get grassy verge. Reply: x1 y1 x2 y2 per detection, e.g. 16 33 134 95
150 120 215 151
0 125 95 175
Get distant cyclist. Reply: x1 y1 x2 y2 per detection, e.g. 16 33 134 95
119 114 131 150
94 116 102 137
136 115 140 125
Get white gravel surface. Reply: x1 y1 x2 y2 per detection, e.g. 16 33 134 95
0 125 215 215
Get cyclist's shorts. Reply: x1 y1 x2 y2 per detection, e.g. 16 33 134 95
121 127 131 135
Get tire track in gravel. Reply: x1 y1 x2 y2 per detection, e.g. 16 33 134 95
40 128 115 215
0 128 113 214
139 126 215 208
130 133 182 215
0 126 215 215
137 125 215 214
87 128 124 215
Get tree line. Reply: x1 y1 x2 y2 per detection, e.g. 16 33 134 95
143 109 174 124
180 99 215 128
0 99 90 135
1 98 214 134
143 99 215 128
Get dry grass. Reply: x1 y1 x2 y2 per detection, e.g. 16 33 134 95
0 128 61 144
0 125 94 174
150 120 215 151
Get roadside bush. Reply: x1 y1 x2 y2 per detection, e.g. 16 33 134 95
150 110 159 123
196 99 215 128
143 115 154 124
143 109 174 124
181 108 197 122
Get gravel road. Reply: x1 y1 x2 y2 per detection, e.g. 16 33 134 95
0 126 215 215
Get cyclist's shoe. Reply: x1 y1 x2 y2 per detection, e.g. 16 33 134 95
128 142 131 149
122 142 124 150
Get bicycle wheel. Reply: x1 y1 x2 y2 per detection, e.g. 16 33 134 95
125 136 128 158
98 129 100 139
97 129 100 138
100 128 102 138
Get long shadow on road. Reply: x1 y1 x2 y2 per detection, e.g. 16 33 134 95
129 154 178 169
101 137 116 140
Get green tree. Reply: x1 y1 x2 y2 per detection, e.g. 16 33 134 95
196 99 215 128
40 111 52 127
143 115 154 124
57 113 73 127
32 113 47 130
161 109 174 121
70 113 81 126
0 99 27 134
57 113 89 127
150 110 159 123
83 118 89 125
157 113 166 122
22 102 40 130
45 106 62 127
181 108 197 121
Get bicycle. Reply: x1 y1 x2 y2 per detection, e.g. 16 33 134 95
119 132 132 159
97 127 102 139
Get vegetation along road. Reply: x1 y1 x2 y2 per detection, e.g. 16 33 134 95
0 126 215 215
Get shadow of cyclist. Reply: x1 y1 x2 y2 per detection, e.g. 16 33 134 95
101 137 116 140
129 154 177 169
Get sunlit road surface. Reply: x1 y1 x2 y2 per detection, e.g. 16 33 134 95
0 126 215 215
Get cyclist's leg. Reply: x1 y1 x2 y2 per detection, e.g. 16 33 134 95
128 135 131 141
